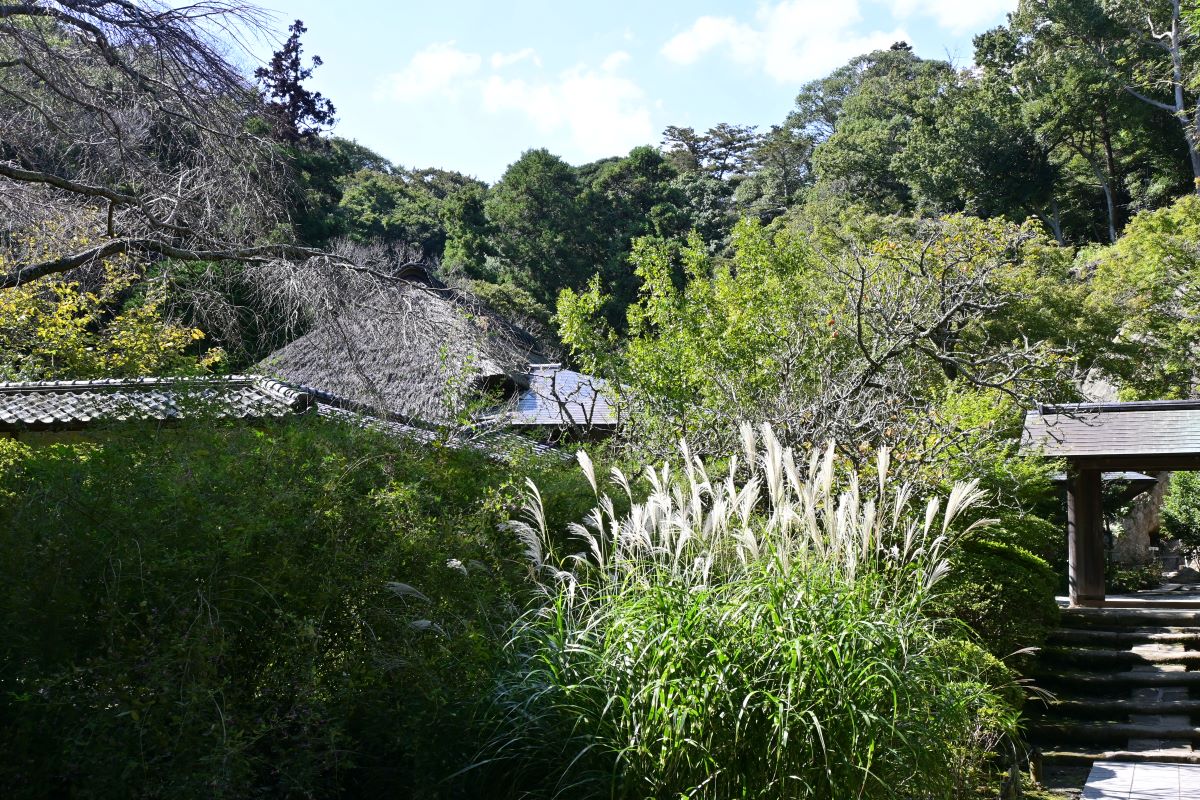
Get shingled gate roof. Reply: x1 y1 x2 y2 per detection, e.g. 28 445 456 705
258 274 545 423
0 376 310 432
1021 399 1200 469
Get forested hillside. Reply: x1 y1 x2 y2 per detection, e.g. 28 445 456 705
238 1 1200 365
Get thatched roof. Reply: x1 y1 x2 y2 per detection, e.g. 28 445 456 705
258 271 545 423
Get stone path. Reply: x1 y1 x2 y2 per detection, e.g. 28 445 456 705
1083 761 1200 798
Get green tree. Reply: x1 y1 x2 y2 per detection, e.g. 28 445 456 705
254 19 336 144
1102 0 1200 193
983 0 1196 242
279 137 399 247
1163 471 1200 556
735 123 814 220
810 44 956 213
442 183 494 275
559 211 1098 460
898 76 1057 234
484 149 591 307
1085 195 1200 398
661 123 761 181
579 146 688 319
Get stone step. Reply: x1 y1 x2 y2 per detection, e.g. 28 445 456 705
1049 628 1200 647
1037 696 1200 718
1061 607 1200 629
1031 668 1200 688
1042 646 1200 666
1039 747 1200 766
1031 719 1200 743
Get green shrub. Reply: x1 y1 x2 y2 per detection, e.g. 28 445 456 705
1107 561 1163 593
932 537 1060 660
988 512 1062 565
0 418 584 799
1163 471 1200 557
477 426 1021 800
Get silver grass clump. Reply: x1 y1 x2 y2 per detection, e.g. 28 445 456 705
482 423 1015 800
515 422 992 596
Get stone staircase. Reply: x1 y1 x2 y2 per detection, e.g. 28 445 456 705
1030 607 1200 765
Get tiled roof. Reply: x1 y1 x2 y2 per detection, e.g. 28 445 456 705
1022 400 1200 459
0 376 311 432
0 373 569 460
491 364 617 429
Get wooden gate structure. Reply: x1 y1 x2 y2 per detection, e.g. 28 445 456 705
1022 400 1200 606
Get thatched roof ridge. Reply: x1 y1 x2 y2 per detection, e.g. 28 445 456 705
258 268 546 423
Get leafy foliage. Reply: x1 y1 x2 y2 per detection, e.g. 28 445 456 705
1085 195 1200 398
559 212 1099 460
0 419 587 799
0 240 221 380
932 538 1061 660
1162 471 1200 558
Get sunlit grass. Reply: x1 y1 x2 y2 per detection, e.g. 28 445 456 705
478 424 1018 799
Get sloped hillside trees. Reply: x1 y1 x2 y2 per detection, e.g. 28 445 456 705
1084 195 1200 398
558 212 1106 464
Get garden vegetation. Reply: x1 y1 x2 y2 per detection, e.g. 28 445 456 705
2 1 1200 797
478 428 1022 799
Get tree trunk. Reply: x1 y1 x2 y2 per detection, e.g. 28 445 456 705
1089 159 1118 244
1036 197 1065 245
1127 0 1200 194
1189 130 1200 196
1099 108 1122 234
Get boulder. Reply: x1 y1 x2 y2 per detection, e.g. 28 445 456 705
1169 565 1200 584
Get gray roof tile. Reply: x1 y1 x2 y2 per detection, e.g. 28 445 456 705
0 376 310 432
490 364 617 428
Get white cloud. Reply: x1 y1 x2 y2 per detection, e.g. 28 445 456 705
376 42 655 161
490 47 541 69
377 42 481 102
482 52 654 160
888 0 1016 35
601 50 631 72
662 0 909 83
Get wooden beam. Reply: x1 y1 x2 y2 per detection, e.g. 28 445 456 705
1067 455 1200 472
1068 468 1106 607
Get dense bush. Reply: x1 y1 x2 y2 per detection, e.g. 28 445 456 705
933 537 1061 660
477 427 1022 799
1107 562 1165 594
0 418 585 799
1163 471 1200 557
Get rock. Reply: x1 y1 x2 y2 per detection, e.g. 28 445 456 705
1169 566 1200 584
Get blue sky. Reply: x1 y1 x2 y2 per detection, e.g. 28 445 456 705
251 1 1017 182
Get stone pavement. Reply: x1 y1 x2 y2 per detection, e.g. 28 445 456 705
1083 761 1200 798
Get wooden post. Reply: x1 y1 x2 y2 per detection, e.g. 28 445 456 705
1067 467 1105 606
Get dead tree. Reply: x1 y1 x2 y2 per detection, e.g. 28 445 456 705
0 1 368 289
